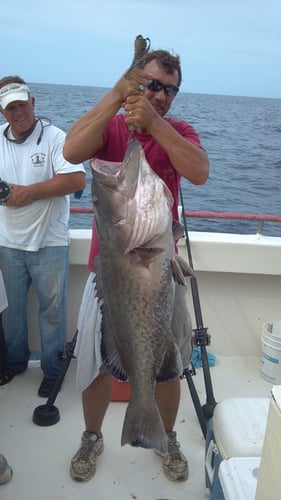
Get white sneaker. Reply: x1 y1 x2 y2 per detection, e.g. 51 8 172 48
159 431 189 482
70 432 104 482
0 454 13 484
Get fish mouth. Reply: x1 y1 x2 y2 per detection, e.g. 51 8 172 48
91 138 173 251
91 150 139 190
91 154 139 232
92 161 124 185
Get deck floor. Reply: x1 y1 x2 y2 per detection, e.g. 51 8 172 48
0 356 272 500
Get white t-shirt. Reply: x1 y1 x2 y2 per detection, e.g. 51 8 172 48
0 120 85 251
0 270 8 313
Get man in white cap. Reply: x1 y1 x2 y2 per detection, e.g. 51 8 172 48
0 75 86 397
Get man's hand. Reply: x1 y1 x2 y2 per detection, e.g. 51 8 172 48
114 68 147 104
124 94 160 133
5 184 33 207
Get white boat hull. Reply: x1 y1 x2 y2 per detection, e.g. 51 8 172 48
2 229 280 499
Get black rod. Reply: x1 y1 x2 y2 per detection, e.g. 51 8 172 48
45 330 78 408
179 186 217 424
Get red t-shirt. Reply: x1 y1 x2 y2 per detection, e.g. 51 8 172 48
88 114 203 269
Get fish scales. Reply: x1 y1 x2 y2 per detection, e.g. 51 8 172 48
91 139 190 455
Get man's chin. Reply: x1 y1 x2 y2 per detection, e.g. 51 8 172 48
154 107 165 116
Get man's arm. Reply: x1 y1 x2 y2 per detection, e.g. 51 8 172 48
124 95 209 185
6 172 85 207
147 115 209 185
63 70 147 164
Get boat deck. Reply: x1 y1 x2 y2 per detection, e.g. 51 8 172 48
0 355 272 500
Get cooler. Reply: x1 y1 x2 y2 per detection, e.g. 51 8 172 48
205 397 269 499
218 457 260 500
256 385 281 500
111 378 131 401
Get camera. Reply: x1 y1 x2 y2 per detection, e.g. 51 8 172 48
0 179 12 204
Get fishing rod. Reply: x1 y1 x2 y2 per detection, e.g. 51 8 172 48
32 331 78 426
180 186 217 438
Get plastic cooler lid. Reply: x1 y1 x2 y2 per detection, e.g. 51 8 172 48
218 457 260 500
213 398 269 459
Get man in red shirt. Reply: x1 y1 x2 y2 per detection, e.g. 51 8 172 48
64 48 209 483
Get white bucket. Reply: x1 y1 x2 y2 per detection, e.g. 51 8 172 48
260 321 281 384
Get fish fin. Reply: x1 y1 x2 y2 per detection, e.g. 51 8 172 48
175 255 194 277
170 258 186 286
156 335 183 382
100 305 128 381
172 219 185 241
121 400 168 456
92 255 104 300
93 257 127 380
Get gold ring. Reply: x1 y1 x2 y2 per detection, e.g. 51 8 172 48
129 111 132 116
138 84 145 92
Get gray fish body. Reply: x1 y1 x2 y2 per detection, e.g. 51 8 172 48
91 139 189 455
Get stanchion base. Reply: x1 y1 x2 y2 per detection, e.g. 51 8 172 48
32 404 60 426
202 402 216 420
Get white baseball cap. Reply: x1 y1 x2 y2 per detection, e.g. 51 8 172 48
0 83 30 110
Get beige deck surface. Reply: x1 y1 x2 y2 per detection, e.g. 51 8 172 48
0 356 271 500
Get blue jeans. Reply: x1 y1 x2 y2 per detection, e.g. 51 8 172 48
0 246 68 378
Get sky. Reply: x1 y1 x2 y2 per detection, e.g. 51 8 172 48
1 0 281 99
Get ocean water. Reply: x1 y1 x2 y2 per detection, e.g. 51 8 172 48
2 82 281 235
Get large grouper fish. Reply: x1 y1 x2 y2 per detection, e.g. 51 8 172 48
91 138 193 456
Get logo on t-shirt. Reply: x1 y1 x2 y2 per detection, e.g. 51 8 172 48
30 153 46 167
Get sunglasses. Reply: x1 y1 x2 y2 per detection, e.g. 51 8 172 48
147 79 179 97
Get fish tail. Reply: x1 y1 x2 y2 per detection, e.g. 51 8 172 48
121 400 168 456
